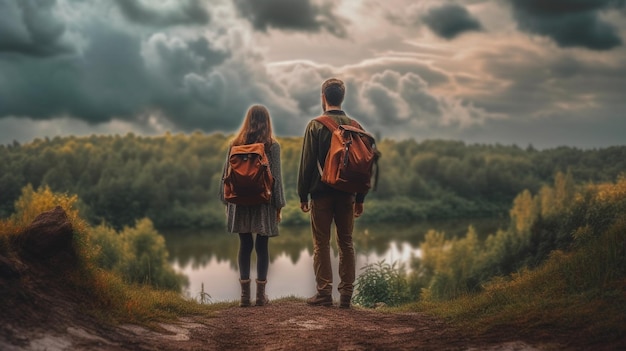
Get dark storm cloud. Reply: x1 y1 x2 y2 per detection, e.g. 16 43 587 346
144 34 230 81
0 0 316 142
0 0 70 57
114 0 210 26
0 25 153 123
0 0 242 133
454 44 626 127
357 70 444 125
233 0 348 37
422 3 483 39
509 0 625 50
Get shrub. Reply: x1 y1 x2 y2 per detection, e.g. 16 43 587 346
92 218 187 291
353 260 412 308
3 184 86 235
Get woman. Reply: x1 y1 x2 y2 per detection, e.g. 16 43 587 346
219 105 286 307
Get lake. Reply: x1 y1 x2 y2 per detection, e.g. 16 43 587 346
162 218 506 302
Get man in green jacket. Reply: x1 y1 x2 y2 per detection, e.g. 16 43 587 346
297 78 367 309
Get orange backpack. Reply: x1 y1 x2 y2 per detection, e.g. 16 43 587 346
315 116 379 194
223 143 274 205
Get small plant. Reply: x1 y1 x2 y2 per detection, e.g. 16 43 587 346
198 283 212 304
353 260 412 308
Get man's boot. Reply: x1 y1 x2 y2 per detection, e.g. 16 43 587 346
255 279 269 306
339 295 351 309
239 279 251 307
306 293 333 307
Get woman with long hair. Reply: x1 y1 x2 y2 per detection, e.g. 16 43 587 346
219 104 286 307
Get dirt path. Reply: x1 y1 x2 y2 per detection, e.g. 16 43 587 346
29 300 550 351
1 297 609 350
177 301 545 351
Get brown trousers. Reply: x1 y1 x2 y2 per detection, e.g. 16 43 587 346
310 192 355 297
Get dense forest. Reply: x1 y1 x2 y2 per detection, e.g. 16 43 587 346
1 132 625 229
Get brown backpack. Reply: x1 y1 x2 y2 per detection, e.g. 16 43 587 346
223 143 274 205
315 116 379 194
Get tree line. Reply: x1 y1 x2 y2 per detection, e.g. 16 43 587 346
1 132 625 229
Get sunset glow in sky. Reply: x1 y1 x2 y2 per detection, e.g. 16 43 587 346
1 0 625 148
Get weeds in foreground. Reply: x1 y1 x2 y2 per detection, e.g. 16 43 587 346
88 271 220 324
353 260 412 308
198 283 213 304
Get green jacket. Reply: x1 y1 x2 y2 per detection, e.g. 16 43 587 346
297 110 367 203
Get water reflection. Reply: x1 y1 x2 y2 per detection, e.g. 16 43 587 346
162 219 505 302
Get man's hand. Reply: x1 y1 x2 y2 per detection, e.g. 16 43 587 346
354 202 364 218
300 202 311 213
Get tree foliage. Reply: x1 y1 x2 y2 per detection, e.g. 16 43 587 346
412 173 626 301
1 133 624 228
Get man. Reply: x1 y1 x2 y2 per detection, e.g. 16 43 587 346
297 78 368 308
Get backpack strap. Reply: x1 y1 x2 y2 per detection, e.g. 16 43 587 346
314 115 339 131
314 115 361 130
314 116 338 177
349 118 360 129
224 144 233 180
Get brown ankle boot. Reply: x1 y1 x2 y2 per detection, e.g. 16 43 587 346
239 279 251 307
339 295 352 309
255 279 269 306
306 293 333 307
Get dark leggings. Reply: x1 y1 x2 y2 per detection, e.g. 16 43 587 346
238 233 269 281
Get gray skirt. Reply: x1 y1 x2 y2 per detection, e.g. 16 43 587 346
226 202 280 237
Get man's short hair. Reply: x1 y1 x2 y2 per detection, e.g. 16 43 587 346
322 78 345 106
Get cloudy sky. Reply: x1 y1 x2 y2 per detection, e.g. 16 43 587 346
1 0 625 148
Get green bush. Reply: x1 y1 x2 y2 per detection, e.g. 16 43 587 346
90 225 122 270
91 218 187 291
353 260 413 308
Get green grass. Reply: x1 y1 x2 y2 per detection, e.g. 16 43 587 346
84 270 222 325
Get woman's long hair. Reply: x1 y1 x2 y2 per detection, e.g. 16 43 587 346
232 105 275 148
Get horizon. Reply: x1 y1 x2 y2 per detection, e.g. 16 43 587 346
4 129 622 152
1 0 626 149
